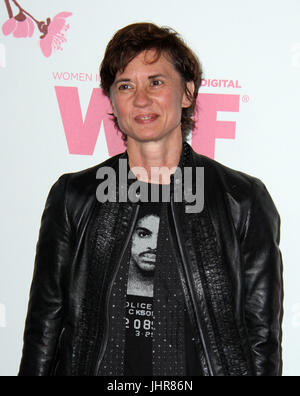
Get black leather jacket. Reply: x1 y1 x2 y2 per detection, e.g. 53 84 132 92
19 143 283 376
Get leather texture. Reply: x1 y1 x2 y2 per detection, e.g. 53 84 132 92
18 143 283 376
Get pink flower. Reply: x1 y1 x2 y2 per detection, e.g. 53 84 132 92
40 12 72 58
2 16 34 38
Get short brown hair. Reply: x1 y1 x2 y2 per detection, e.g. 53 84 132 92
99 22 202 143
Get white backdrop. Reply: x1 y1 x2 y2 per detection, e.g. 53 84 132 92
0 0 299 376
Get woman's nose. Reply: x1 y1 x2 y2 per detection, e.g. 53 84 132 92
133 88 153 107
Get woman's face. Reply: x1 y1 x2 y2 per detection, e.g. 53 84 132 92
109 50 193 143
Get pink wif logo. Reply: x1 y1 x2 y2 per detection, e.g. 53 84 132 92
55 87 240 159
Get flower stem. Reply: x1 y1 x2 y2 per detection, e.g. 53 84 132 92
4 0 13 18
11 0 39 24
8 0 50 38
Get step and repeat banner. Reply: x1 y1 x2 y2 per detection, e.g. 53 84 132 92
0 0 299 376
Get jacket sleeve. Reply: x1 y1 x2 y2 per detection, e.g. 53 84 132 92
18 174 74 376
241 178 283 376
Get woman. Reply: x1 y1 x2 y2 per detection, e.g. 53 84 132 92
19 23 283 376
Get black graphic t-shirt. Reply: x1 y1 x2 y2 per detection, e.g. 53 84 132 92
124 294 154 376
124 181 201 376
124 181 165 376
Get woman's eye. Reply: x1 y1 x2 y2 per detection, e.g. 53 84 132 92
119 84 131 90
151 80 163 87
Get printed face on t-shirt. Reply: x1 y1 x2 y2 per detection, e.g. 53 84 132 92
131 214 160 274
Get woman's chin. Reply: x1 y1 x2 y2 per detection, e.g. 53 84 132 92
127 131 163 143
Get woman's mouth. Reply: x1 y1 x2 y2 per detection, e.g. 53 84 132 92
134 114 159 124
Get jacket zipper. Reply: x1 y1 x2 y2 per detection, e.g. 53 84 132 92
170 192 214 376
94 203 140 376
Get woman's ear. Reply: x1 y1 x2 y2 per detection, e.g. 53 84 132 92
110 98 117 117
182 81 195 108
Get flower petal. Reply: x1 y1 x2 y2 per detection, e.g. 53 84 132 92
27 18 35 38
48 18 66 35
13 20 28 38
2 18 16 36
48 12 72 34
40 37 53 57
53 12 72 19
